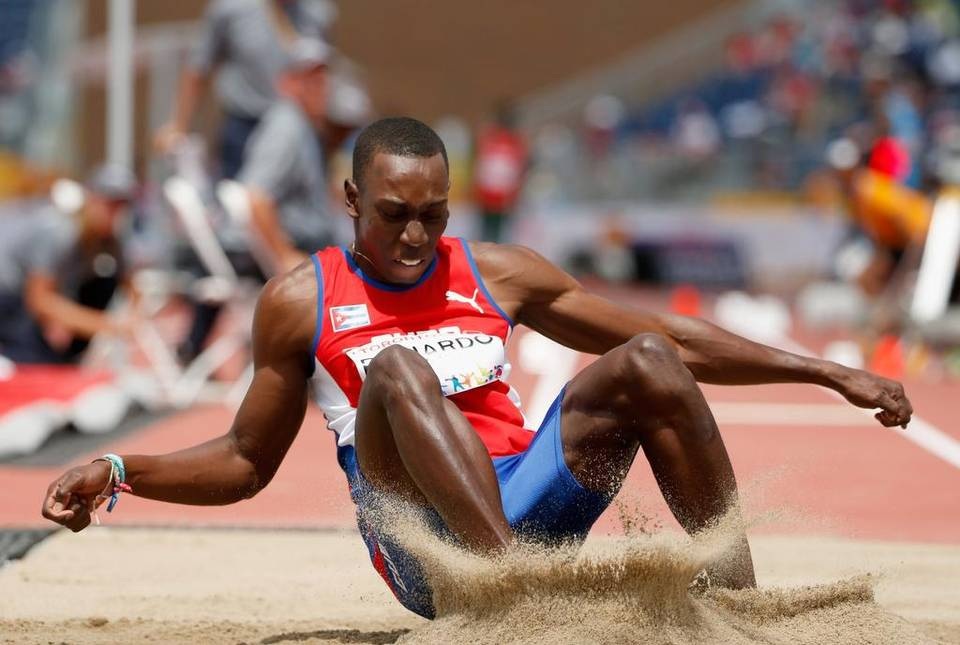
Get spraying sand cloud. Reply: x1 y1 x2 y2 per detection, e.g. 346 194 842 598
362 495 937 645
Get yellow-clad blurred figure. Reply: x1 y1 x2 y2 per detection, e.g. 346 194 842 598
852 169 930 253
828 138 932 296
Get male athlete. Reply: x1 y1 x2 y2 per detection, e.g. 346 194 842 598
42 117 913 619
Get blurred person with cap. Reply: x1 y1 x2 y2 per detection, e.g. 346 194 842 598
235 36 335 271
321 72 373 168
316 71 373 209
0 164 137 364
153 0 337 178
178 38 338 362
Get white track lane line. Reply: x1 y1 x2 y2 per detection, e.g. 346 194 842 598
778 337 960 470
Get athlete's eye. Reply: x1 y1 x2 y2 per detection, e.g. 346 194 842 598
379 208 406 223
421 209 448 224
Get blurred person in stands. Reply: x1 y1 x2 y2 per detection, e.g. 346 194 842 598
473 102 528 243
153 0 336 178
179 39 339 362
0 165 137 364
861 56 925 189
672 98 721 161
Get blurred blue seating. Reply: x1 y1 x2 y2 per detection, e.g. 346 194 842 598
0 0 36 69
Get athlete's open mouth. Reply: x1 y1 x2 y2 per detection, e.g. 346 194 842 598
395 258 425 267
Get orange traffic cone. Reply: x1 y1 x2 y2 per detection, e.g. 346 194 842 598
869 334 905 379
670 284 702 317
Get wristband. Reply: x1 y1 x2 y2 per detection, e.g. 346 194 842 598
92 453 133 522
100 454 126 485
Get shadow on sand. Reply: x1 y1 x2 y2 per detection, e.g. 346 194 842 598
257 628 410 644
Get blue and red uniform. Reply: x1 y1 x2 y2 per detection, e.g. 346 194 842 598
309 237 609 617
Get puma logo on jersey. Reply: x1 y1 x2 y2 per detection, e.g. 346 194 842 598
445 288 483 314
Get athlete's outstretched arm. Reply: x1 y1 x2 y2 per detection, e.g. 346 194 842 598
476 243 912 428
41 264 318 532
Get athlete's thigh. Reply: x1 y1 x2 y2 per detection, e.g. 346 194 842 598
560 344 642 494
353 379 431 506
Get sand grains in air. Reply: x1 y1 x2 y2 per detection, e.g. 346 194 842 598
362 497 938 645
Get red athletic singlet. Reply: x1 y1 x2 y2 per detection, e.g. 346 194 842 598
309 237 535 468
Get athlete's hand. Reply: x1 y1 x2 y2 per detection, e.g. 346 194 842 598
833 366 913 428
41 461 112 532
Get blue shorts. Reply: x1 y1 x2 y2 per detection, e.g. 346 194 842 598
344 388 612 618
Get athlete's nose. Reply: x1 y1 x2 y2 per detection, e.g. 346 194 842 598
401 219 428 247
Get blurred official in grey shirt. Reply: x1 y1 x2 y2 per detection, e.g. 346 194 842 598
236 38 334 272
177 38 347 362
153 0 337 178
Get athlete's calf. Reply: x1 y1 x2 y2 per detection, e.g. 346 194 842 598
561 333 756 588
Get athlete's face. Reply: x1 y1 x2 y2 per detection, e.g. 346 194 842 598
346 152 450 284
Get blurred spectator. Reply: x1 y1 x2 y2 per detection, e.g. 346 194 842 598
671 98 720 160
862 56 924 187
582 94 626 160
179 38 336 362
0 164 137 364
473 103 529 242
153 0 337 178
433 116 473 204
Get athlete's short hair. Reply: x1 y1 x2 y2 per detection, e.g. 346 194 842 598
352 117 449 190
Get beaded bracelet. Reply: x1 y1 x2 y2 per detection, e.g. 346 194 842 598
91 453 132 525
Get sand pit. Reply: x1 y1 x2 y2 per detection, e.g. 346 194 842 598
0 526 958 644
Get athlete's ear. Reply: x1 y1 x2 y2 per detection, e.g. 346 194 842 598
345 179 360 219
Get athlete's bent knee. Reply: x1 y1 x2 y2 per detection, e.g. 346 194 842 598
364 345 440 402
625 333 678 363
619 333 694 404
622 333 685 380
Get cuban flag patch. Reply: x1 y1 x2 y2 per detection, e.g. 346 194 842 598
330 304 372 332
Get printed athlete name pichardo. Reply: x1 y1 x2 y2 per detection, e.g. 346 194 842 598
351 332 497 368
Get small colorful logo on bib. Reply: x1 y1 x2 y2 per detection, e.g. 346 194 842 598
330 304 371 332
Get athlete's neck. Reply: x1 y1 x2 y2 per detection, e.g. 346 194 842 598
350 241 394 283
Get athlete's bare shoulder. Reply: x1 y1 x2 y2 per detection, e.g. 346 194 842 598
468 240 543 281
468 241 577 317
253 260 317 362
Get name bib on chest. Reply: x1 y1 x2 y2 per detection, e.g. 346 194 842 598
344 326 508 396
